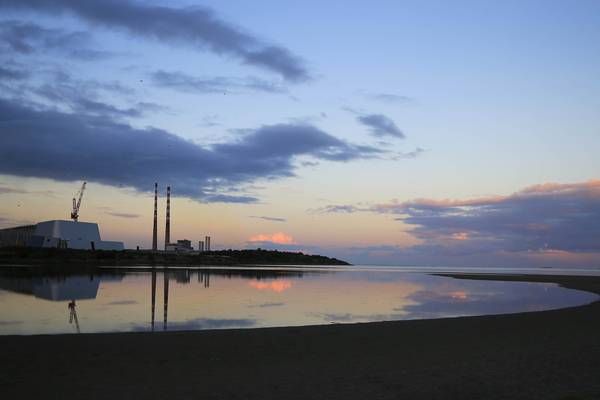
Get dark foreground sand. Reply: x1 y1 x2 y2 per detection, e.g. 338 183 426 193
1 274 600 400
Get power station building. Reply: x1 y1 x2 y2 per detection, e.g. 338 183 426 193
0 220 124 250
153 183 212 253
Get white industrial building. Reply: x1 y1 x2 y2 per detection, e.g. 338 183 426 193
29 220 124 250
0 181 124 251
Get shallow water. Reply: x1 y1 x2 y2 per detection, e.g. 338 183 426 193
0 265 597 335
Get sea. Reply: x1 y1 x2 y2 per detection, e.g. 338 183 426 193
0 265 598 335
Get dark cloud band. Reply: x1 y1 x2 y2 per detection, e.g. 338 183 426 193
0 0 310 81
318 181 600 254
0 98 381 203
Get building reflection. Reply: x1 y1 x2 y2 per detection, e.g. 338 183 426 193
0 275 101 301
0 267 305 333
0 270 124 333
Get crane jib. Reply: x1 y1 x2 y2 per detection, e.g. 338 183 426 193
71 181 87 222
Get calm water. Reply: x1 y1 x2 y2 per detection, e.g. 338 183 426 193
0 265 597 335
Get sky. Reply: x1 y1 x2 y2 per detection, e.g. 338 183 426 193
0 0 599 267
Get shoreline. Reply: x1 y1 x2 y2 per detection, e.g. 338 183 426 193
0 247 350 267
2 273 600 399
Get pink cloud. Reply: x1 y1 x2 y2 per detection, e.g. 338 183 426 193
372 179 600 213
248 232 295 244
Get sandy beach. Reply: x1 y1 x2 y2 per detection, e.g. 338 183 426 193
1 273 599 400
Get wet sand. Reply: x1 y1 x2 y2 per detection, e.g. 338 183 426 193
1 274 599 400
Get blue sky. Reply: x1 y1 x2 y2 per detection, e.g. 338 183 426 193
0 0 599 266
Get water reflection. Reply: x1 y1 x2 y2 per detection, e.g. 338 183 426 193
68 300 79 333
0 273 102 301
151 269 156 331
163 268 169 331
0 267 597 335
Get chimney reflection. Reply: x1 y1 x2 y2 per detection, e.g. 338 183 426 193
147 269 215 332
163 268 169 331
151 269 156 332
198 270 210 288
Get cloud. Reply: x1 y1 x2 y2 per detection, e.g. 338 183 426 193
367 93 413 104
0 66 29 80
393 147 425 159
151 70 286 94
106 299 138 305
247 301 285 308
0 187 28 195
0 20 112 60
312 180 600 266
0 216 34 228
1 0 310 81
357 113 405 138
202 193 257 203
0 185 55 197
0 65 154 121
106 212 140 219
0 98 380 202
245 242 309 252
374 180 600 252
311 204 365 214
322 181 600 264
23 70 161 120
357 90 414 104
249 216 287 222
248 232 295 244
198 115 221 128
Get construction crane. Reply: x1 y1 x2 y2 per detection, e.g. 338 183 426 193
71 181 86 222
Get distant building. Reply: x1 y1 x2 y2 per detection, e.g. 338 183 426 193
0 225 36 247
205 236 211 251
165 239 193 252
0 220 124 250
198 240 204 252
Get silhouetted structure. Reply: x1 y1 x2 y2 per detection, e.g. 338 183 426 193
205 236 211 251
70 181 86 222
198 240 204 252
164 186 170 250
152 183 158 251
0 225 36 247
165 239 193 252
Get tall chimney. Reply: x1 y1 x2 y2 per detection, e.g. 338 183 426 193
164 186 171 250
152 182 158 251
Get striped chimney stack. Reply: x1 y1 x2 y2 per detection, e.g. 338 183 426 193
164 186 171 250
152 182 158 251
